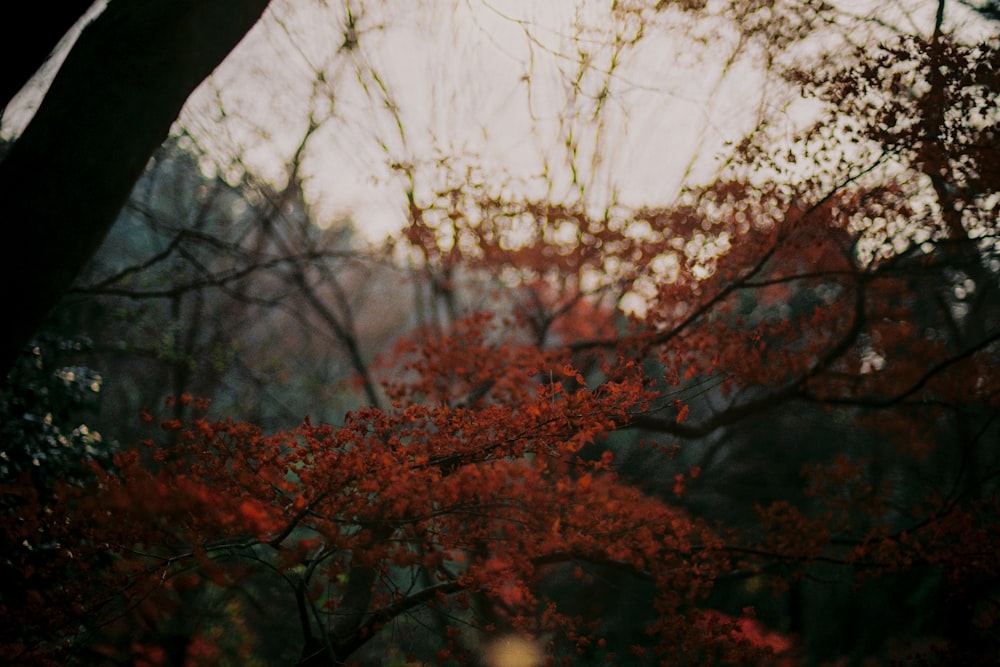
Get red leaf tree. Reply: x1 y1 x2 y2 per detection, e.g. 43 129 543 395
3 2 999 666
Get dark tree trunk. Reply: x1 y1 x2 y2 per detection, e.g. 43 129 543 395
0 0 95 114
0 0 273 382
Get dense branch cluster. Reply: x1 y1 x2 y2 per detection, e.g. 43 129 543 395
2 0 999 665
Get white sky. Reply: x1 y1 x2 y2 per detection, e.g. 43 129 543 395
3 0 990 243
178 0 783 242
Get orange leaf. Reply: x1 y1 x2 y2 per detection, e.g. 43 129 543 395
676 404 690 423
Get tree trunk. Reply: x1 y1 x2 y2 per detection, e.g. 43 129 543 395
0 0 272 381
0 0 95 114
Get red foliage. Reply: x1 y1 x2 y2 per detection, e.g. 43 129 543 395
4 11 1000 667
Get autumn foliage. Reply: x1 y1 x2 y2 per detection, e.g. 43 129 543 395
3 4 1000 667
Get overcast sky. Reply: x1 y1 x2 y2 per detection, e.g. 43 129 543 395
4 0 987 243
175 0 783 241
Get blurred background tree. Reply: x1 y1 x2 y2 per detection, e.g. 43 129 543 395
1 0 998 665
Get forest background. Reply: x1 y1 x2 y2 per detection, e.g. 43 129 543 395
1 0 999 665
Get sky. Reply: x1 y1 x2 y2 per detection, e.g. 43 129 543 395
3 0 988 244
174 0 782 242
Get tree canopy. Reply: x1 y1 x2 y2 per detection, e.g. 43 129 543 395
1 1 999 665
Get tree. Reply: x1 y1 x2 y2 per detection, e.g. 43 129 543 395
0 0 273 381
0 1 94 115
2 0 999 665
58 134 395 440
